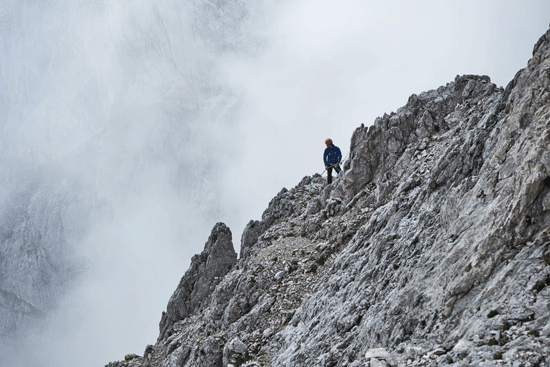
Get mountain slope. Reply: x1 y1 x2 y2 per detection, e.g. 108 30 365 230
107 27 550 367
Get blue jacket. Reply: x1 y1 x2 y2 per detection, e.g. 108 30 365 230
324 145 342 166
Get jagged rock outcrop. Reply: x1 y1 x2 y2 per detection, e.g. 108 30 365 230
158 222 237 340
106 28 550 367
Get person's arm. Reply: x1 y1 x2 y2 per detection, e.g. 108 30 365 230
323 150 328 167
337 147 342 163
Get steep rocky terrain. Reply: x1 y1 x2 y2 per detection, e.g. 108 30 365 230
107 28 550 367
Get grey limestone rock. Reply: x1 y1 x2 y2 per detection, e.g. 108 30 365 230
161 345 190 367
194 335 224 367
240 220 265 261
158 222 237 340
223 337 247 366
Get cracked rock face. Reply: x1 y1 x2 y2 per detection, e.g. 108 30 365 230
106 28 550 367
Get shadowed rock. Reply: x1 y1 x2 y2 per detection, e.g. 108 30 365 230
239 220 264 261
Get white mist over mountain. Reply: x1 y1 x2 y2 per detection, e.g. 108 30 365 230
0 0 548 366
219 0 550 227
0 1 266 365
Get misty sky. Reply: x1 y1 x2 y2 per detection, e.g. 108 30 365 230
221 0 550 235
1 1 549 366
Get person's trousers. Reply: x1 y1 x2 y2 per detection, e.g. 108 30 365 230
327 165 341 184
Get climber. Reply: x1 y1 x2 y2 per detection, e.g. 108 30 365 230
324 138 342 184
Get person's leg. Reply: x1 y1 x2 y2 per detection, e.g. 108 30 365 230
327 166 333 184
335 165 342 175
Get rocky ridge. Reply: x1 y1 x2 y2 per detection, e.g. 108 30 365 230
106 28 550 367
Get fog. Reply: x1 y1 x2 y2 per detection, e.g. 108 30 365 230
0 0 548 366
219 0 550 225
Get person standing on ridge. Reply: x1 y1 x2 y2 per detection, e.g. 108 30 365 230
324 138 342 184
